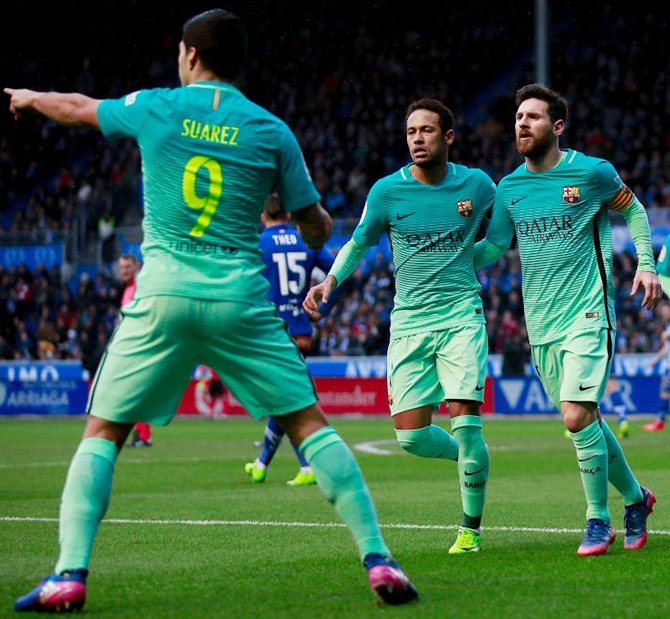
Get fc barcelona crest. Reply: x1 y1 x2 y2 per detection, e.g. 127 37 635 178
563 186 581 204
457 199 473 218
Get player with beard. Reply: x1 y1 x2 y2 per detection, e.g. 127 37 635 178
305 98 496 555
474 83 659 556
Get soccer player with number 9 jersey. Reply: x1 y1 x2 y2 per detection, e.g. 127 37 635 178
7 9 417 612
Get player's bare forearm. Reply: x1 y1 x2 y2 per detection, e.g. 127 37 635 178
4 88 101 129
293 203 333 249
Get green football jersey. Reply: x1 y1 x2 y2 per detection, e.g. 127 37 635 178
97 82 320 301
353 162 495 337
486 149 636 344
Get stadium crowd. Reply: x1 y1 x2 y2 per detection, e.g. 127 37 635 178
1 4 669 367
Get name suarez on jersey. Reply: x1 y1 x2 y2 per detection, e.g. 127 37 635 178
181 119 240 145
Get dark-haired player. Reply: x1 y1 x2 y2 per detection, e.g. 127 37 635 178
475 83 658 557
7 8 416 611
305 97 495 556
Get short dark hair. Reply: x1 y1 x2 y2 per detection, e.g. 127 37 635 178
264 192 287 221
515 83 569 123
405 98 455 133
119 253 138 264
182 9 248 81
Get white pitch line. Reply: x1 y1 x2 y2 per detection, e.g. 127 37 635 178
353 440 549 455
1 516 669 536
0 461 69 469
0 456 227 470
354 440 397 455
0 441 566 470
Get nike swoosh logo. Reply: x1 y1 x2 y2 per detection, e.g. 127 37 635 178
396 212 415 220
577 455 598 462
510 197 526 205
475 385 484 391
464 466 487 476
578 384 597 391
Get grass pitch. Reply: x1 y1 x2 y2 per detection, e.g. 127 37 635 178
1 415 669 618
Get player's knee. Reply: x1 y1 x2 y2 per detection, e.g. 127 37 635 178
395 426 433 458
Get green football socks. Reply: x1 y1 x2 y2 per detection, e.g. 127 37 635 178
568 420 610 522
55 438 118 574
599 419 644 505
300 426 390 561
451 415 489 529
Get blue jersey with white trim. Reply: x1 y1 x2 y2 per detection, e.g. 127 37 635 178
260 223 336 338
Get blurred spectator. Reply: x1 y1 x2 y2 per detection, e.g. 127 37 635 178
98 209 116 266
1 6 668 363
323 182 348 217
34 316 59 359
502 328 531 376
0 245 666 363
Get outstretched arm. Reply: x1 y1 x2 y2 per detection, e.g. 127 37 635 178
5 88 102 130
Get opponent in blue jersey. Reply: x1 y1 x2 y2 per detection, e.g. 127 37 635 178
305 98 495 555
475 83 659 557
6 9 417 611
246 193 342 486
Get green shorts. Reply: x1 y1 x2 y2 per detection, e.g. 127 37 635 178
531 328 613 411
87 295 318 425
386 323 488 416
